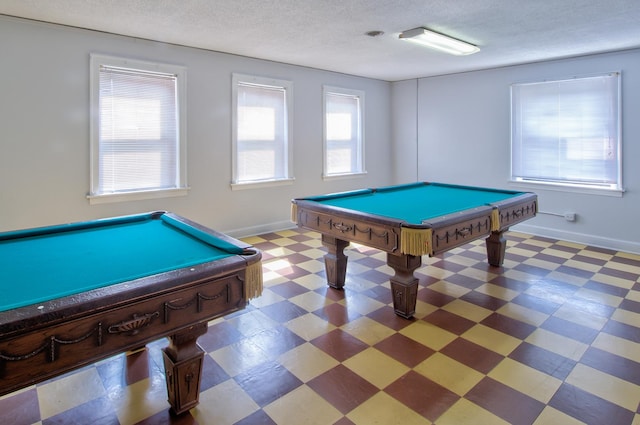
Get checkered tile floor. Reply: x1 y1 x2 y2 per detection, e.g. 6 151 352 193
2 229 640 425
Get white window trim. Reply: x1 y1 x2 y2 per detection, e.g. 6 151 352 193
231 73 294 190
322 85 366 179
509 71 623 196
88 54 188 205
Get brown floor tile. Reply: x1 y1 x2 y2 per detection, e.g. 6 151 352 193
508 342 576 380
581 347 640 385
314 302 361 326
549 383 635 425
416 287 457 307
311 329 369 361
460 291 508 311
439 338 504 374
541 316 599 344
602 319 640 343
0 388 41 425
235 360 303 407
423 309 476 335
307 364 378 414
259 300 309 323
374 333 435 367
480 313 537 340
385 370 459 421
466 377 545 425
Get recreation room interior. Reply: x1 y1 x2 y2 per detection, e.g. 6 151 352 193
1 1 639 424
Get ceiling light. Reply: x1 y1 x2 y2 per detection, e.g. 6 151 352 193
399 27 479 56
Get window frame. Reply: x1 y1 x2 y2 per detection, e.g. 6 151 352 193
322 85 366 179
88 54 188 204
231 73 294 190
510 72 623 197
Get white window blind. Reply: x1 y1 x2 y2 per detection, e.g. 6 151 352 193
232 74 293 187
511 73 621 191
98 66 179 193
324 87 365 177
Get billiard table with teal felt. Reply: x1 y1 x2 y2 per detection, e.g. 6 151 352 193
0 211 262 414
292 182 537 318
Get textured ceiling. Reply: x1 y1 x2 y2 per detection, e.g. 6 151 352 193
2 0 640 81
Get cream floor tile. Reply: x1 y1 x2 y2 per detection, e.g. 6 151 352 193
545 270 589 286
461 324 522 356
285 312 337 341
591 272 636 290
343 348 410 389
339 295 387 316
414 353 484 396
288 291 335 313
562 259 603 273
341 316 398 346
192 378 259 425
247 288 285 308
293 273 331 291
427 281 471 299
263 385 343 425
209 342 271 378
611 308 640 328
441 299 493 322
458 266 499 283
552 304 608 330
566 363 640 411
296 259 327 273
533 406 588 425
592 333 640 363
434 398 510 425
399 320 458 351
37 367 106 419
525 328 589 361
110 375 170 425
278 342 339 383
496 302 549 327
347 391 432 425
523 257 562 271
540 248 577 260
488 358 563 403
503 268 542 283
574 287 623 308
474 283 520 301
626 290 640 303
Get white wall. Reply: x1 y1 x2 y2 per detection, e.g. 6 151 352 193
0 16 392 236
396 50 640 254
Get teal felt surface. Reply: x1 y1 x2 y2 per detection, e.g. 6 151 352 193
0 215 236 312
315 183 523 224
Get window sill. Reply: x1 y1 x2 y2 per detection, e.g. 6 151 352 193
322 171 368 181
509 180 624 197
231 178 295 191
87 187 190 205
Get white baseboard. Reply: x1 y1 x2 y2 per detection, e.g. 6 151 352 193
224 220 296 239
514 223 640 255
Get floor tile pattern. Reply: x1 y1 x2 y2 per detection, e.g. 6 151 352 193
1 229 639 425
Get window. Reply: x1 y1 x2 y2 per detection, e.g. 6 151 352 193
511 72 622 193
323 86 365 177
232 74 293 188
89 54 187 204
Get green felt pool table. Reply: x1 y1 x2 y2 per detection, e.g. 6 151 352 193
292 182 537 318
0 211 262 414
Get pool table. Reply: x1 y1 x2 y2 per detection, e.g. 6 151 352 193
292 182 537 318
0 211 262 414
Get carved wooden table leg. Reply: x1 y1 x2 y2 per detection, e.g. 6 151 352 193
321 234 350 289
162 322 208 415
387 253 421 318
486 230 507 266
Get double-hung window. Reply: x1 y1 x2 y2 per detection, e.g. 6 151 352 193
323 86 365 178
232 74 293 188
511 72 622 194
89 54 188 204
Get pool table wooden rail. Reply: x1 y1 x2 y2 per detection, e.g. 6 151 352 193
0 212 262 414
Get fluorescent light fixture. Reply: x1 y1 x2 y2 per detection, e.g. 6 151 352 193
399 27 479 55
